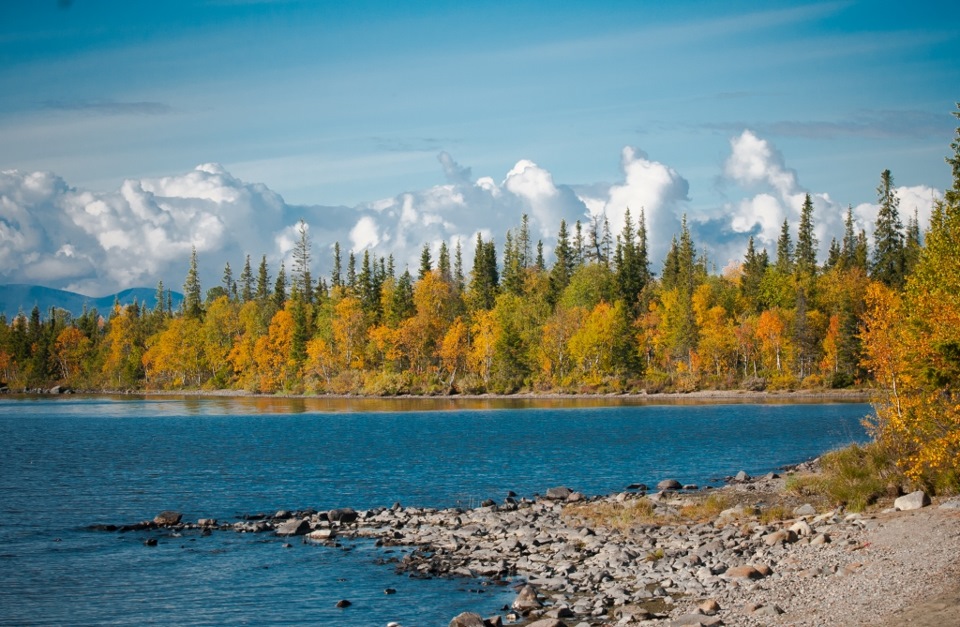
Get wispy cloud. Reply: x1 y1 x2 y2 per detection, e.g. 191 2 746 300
39 100 174 116
702 109 953 140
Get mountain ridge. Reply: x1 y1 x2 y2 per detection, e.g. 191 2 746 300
0 284 184 320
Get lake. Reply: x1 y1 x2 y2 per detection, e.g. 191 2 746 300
0 395 871 626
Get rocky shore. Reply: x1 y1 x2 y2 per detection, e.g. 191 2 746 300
92 464 960 626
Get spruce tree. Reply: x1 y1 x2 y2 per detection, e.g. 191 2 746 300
775 219 794 273
256 255 271 301
795 194 818 277
418 244 432 280
946 102 960 207
183 246 203 318
453 239 465 293
239 255 254 302
331 242 343 290
273 262 287 309
221 262 234 299
871 169 905 287
548 219 574 305
292 219 312 303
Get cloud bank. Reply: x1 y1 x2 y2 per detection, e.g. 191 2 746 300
0 132 942 297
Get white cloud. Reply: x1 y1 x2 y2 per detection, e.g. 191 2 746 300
1 138 943 297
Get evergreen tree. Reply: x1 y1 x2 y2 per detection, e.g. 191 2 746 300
274 262 287 309
548 219 575 306
438 241 451 283
535 240 545 271
292 219 312 303
331 242 343 290
468 233 498 310
795 194 818 276
388 269 415 326
183 246 203 319
741 236 768 311
154 280 166 316
221 262 234 299
453 239 465 293
418 244 432 280
840 206 859 270
871 169 905 287
256 255 271 301
347 252 357 291
573 220 585 267
239 255 254 302
775 219 794 273
616 208 649 313
517 213 532 269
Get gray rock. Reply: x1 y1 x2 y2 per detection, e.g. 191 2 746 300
546 487 573 500
448 612 485 627
328 508 359 523
734 470 750 482
512 584 543 612
894 490 930 511
939 497 960 510
275 518 310 536
671 614 723 626
526 619 568 627
657 479 682 490
153 511 182 526
794 503 817 516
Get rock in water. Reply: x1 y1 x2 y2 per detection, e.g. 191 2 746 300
153 511 182 526
734 470 751 482
894 490 930 511
512 584 542 612
657 479 682 490
335 599 351 608
327 508 359 523
545 487 572 500
275 518 311 536
448 612 485 627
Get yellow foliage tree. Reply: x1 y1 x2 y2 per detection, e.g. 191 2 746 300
468 309 500 386
53 326 92 384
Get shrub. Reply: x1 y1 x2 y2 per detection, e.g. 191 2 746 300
818 442 898 512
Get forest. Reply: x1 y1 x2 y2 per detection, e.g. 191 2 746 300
0 114 955 402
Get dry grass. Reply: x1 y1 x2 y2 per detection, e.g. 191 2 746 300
678 493 730 522
564 498 667 531
758 504 791 524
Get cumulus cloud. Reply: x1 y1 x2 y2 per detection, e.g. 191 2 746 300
0 135 943 297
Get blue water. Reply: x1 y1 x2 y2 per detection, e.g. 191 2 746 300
0 396 871 626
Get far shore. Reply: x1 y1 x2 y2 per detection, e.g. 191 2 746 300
9 386 873 404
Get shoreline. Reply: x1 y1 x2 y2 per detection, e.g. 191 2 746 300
95 464 960 627
9 387 873 404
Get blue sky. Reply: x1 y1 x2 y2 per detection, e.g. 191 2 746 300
0 0 958 294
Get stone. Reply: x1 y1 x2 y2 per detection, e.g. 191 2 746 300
734 470 750 482
448 612 485 627
657 479 682 490
153 510 182 526
726 565 764 580
526 620 568 627
512 584 542 612
143 538 158 546
940 497 960 510
384 588 396 594
626 483 648 491
811 532 831 545
335 599 352 608
545 487 573 500
307 528 336 541
698 599 721 615
566 491 585 503
894 490 930 511
763 529 798 545
197 518 217 527
328 508 359 523
275 518 310 536
789 520 812 536
749 604 784 617
794 503 817 517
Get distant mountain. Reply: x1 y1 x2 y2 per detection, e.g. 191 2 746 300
0 284 184 320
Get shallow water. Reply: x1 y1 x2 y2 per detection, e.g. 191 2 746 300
0 396 871 626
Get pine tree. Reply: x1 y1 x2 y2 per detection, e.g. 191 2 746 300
438 241 451 283
331 242 343 290
221 262 234 299
418 244 432 280
239 255 254 302
741 236 768 312
573 220 585 267
840 206 859 270
154 280 166 316
616 208 649 313
871 169 905 287
292 218 312 303
548 219 574 305
468 233 498 310
904 208 922 276
347 252 357 291
183 246 203 318
795 193 818 276
274 262 287 309
775 219 794 273
256 255 271 301
453 239 465 293
535 240 545 271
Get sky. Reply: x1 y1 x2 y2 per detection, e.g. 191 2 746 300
0 0 958 296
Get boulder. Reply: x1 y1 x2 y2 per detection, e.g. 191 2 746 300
763 529 798 545
939 497 960 510
275 518 311 536
657 479 682 490
335 599 351 608
726 565 764 580
734 470 750 482
448 612 485 627
327 508 359 523
794 503 817 517
545 487 573 500
626 483 648 491
153 511 182 526
894 490 930 511
307 528 336 541
698 599 721 615
512 584 542 612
